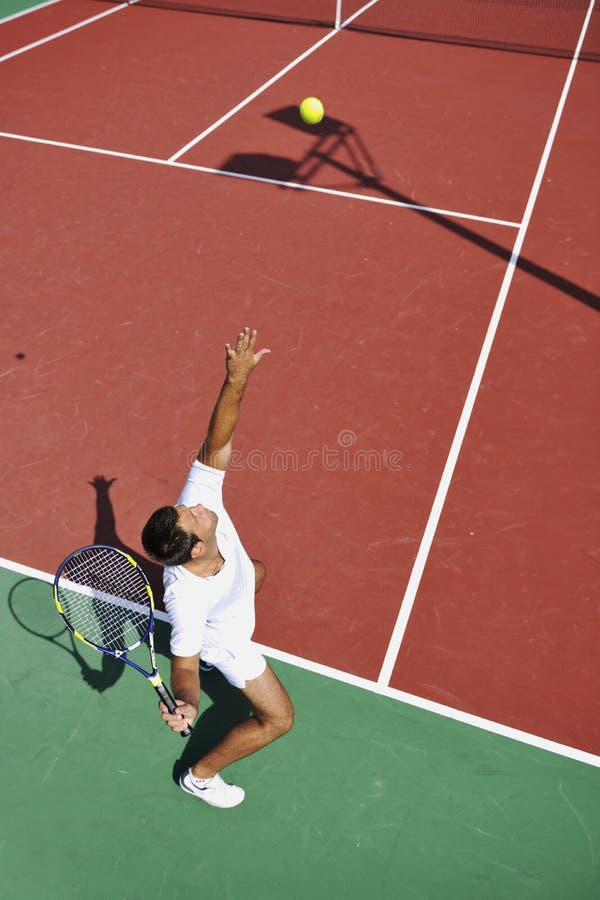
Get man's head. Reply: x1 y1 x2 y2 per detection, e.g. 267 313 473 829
141 503 218 566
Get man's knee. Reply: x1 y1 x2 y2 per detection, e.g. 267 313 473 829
243 663 293 739
278 698 295 735
267 701 294 740
255 690 294 740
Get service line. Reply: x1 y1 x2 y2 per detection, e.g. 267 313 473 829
0 129 520 228
0 0 62 25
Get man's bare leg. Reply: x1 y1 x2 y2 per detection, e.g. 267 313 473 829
191 664 293 779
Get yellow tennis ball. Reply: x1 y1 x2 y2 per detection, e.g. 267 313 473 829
299 96 324 125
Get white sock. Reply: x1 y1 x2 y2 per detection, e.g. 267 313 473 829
190 771 216 787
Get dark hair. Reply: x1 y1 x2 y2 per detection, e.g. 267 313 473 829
141 505 200 566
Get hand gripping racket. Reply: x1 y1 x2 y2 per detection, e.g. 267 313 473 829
54 544 192 737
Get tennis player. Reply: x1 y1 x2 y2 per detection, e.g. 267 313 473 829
141 327 293 808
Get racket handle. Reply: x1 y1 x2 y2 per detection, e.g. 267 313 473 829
154 682 193 738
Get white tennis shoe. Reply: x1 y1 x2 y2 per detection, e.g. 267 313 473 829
179 769 245 808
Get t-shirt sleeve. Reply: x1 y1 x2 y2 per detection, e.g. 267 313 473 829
163 577 209 657
176 460 225 510
168 607 205 657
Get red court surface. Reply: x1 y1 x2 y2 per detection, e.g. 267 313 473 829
391 56 600 752
1 2 326 155
2 2 574 223
180 27 570 223
2 1 599 760
2 137 513 655
1 0 98 53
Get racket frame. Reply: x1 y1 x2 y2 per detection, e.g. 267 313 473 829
53 544 192 737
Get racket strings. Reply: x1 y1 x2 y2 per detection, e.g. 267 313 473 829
57 547 151 652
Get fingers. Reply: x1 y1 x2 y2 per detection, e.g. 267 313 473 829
226 327 269 364
235 327 251 351
168 715 191 734
159 700 195 733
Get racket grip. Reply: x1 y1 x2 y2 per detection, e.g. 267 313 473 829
154 682 193 738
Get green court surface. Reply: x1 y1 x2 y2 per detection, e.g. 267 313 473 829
0 0 49 18
1 565 599 899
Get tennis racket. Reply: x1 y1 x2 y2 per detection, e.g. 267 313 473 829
53 544 192 737
9 575 116 690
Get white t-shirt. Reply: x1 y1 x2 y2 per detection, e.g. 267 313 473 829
163 461 256 658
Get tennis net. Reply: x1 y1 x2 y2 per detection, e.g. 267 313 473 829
126 0 600 61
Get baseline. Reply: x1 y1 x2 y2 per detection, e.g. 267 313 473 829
0 0 61 24
2 554 598 770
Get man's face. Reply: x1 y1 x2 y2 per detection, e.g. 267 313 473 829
175 503 218 543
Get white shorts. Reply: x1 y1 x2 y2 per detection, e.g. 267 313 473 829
200 632 266 689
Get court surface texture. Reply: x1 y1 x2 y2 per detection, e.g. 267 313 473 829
1 1 599 898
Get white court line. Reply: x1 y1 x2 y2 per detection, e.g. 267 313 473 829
167 0 381 162
2 554 599 769
0 0 62 24
0 130 520 228
335 0 343 30
377 0 597 686
0 1 128 62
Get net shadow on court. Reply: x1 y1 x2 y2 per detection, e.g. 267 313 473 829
218 106 600 313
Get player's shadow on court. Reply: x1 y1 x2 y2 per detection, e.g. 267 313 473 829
7 477 143 695
89 475 165 601
7 576 124 693
12 474 162 695
219 106 600 313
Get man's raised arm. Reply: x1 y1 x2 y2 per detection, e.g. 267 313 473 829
199 327 270 471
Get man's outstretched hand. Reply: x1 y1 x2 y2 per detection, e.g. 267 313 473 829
225 327 270 384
